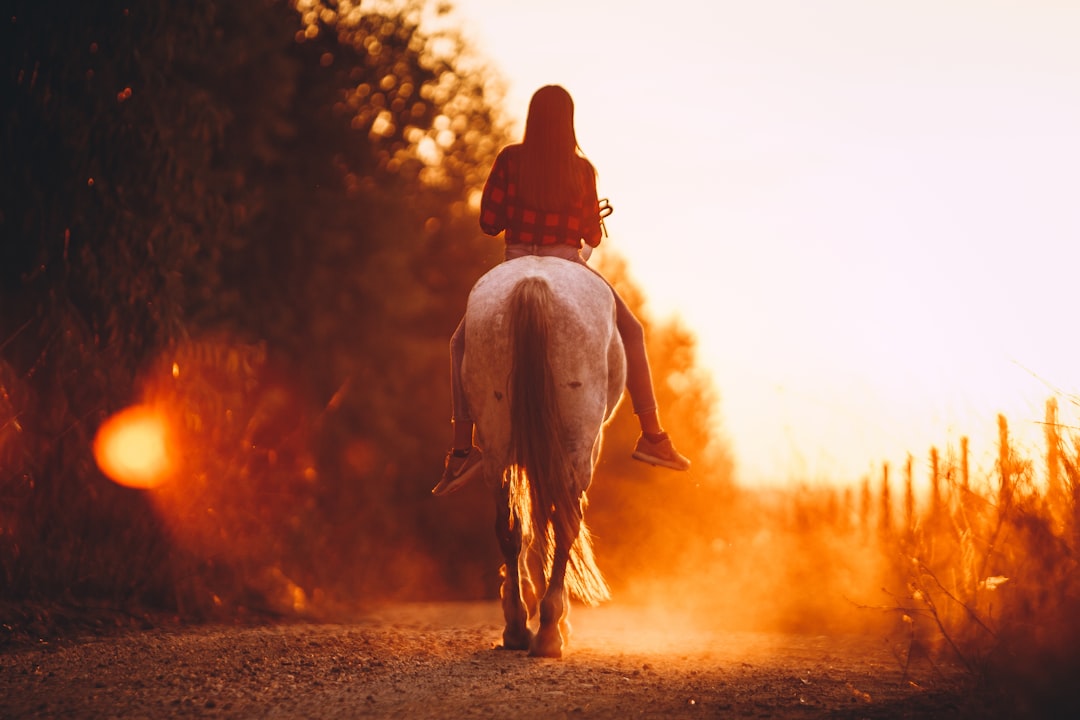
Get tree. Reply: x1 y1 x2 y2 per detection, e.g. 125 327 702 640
1 0 283 606
0 0 514 612
1 0 731 618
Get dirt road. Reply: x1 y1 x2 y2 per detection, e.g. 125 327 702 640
0 602 968 719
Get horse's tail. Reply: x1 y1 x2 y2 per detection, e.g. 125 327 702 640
506 276 610 606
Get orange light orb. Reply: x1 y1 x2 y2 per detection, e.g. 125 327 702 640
93 405 173 489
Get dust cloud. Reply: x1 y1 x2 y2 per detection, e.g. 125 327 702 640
90 311 1080 718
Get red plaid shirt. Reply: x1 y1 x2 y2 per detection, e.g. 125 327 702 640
479 145 602 248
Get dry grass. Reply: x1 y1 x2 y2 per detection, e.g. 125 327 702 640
598 395 1080 717
825 398 1080 716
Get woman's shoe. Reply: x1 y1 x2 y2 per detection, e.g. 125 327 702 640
632 433 691 471
432 446 484 495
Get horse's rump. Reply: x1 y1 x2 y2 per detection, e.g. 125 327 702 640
462 256 624 607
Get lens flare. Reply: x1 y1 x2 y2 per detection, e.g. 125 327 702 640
93 404 173 489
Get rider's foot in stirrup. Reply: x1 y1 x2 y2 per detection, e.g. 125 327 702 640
632 432 691 471
432 446 484 495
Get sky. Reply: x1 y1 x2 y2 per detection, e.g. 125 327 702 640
446 0 1080 487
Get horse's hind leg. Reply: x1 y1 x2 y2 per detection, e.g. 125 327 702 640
522 545 545 619
495 485 532 650
530 507 581 659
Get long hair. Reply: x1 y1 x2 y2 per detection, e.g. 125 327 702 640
518 85 596 211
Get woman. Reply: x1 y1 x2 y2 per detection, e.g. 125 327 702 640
433 85 690 496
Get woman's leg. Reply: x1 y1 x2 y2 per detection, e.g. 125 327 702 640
435 318 483 495
597 272 691 470
609 290 662 431
449 317 475 448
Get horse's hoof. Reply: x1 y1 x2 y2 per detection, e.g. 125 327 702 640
527 643 562 659
528 630 563 658
500 627 533 651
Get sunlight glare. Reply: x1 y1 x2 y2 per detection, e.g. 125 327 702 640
93 404 174 489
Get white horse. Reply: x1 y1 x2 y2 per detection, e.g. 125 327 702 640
462 255 626 658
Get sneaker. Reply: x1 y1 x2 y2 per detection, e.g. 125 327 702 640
432 446 484 496
632 433 691 471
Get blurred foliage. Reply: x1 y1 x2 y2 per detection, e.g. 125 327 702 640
2 0 257 610
0 0 734 622
0 0 510 614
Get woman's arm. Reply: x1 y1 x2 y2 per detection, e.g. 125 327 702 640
581 161 603 247
479 150 509 236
